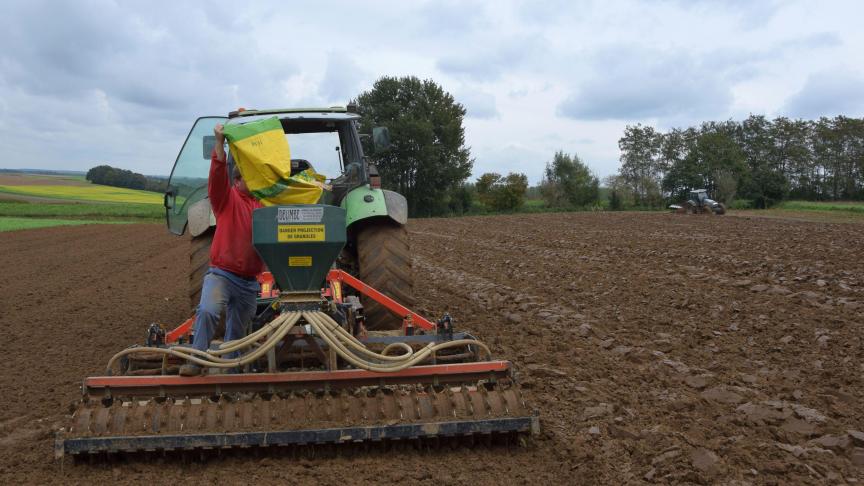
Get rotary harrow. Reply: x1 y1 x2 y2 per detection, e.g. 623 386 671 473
56 204 538 460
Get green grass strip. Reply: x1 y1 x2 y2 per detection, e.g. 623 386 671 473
0 201 163 220
0 217 130 232
777 200 864 213
0 184 162 204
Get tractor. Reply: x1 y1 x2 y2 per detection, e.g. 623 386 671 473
670 189 726 215
164 106 412 330
56 106 537 459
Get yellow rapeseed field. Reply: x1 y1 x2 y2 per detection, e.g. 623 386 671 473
0 184 163 204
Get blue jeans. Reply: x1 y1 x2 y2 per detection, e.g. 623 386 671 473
190 268 259 359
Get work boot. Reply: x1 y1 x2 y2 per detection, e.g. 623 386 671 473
179 363 202 377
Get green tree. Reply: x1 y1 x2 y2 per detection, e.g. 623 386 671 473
772 117 814 199
445 182 475 215
475 172 528 211
738 115 787 207
356 76 473 217
618 124 663 206
540 151 599 207
663 130 746 203
603 174 634 209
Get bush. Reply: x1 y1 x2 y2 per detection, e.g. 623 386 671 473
86 165 165 193
475 172 528 211
729 199 753 209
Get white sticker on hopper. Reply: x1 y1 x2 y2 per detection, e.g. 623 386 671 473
277 207 324 223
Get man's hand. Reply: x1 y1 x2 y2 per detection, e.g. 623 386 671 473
214 124 226 163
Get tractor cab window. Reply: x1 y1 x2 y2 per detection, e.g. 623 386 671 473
284 131 343 181
165 116 227 235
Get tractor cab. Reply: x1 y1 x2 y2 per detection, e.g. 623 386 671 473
162 107 385 236
160 107 411 329
688 189 709 207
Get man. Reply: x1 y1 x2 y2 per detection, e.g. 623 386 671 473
179 123 264 377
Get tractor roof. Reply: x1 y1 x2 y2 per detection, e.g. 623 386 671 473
228 107 360 121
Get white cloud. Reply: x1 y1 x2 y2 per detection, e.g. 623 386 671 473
782 69 864 119
456 89 499 119
0 0 862 184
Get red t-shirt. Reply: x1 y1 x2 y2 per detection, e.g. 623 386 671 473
208 149 264 278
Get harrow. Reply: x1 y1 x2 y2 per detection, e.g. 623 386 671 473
56 205 538 459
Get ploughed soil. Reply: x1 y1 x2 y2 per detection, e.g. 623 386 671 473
1 213 862 484
0 174 87 186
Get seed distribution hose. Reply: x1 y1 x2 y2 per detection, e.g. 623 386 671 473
106 311 491 375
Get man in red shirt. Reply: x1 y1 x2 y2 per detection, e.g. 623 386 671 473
180 123 264 376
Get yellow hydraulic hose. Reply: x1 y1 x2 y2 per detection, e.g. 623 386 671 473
105 312 302 373
106 310 491 375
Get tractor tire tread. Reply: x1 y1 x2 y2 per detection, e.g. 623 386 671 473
189 228 214 312
356 222 415 331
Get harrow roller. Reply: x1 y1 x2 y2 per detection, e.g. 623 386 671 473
58 386 536 457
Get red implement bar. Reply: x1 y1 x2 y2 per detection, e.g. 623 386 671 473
326 269 436 331
165 316 194 344
84 361 513 398
164 269 436 344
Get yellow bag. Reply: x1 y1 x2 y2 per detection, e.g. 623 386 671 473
222 116 326 206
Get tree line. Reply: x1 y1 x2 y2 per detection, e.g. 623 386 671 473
86 165 167 193
358 76 601 216
612 115 864 209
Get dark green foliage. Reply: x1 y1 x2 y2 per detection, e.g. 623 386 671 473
608 189 623 210
663 130 746 203
617 115 864 209
540 151 599 207
86 165 167 193
445 183 475 215
618 125 664 207
356 76 473 217
475 172 529 211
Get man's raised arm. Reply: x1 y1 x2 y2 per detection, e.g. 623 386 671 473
208 123 230 214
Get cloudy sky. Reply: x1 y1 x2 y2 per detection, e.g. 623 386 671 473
1 0 862 183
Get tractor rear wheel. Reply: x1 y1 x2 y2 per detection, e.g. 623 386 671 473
189 228 214 313
356 221 415 331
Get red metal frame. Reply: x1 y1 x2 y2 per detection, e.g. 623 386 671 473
164 269 436 344
326 269 436 331
165 316 194 344
85 361 513 397
88 361 509 387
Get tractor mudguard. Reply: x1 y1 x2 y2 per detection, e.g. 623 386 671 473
187 197 216 237
341 185 407 228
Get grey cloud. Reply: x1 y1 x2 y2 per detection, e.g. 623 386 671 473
779 32 843 50
557 47 732 121
516 0 590 25
0 1 299 126
0 0 303 173
471 144 549 183
782 70 864 119
657 0 786 30
318 53 369 104
415 1 488 35
436 35 547 81
456 90 499 119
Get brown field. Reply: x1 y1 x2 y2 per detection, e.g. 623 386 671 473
0 173 86 186
1 212 862 484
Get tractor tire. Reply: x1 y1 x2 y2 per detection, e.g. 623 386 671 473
189 227 214 313
356 221 415 331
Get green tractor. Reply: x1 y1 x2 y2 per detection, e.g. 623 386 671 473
163 106 412 330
